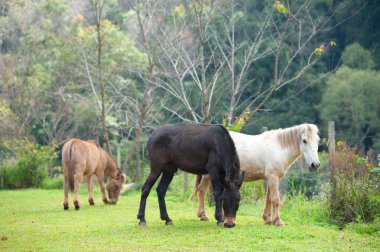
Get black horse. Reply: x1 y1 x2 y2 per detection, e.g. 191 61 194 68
137 124 244 228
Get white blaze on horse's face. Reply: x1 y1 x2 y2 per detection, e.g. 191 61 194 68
300 130 320 172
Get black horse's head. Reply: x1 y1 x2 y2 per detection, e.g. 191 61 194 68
222 172 244 228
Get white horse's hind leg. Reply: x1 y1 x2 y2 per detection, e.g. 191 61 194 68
197 175 211 221
262 182 272 224
268 175 284 226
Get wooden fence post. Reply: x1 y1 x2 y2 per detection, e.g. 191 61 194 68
116 143 121 170
184 173 188 193
328 121 335 173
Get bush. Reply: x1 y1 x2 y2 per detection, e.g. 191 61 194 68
329 142 380 225
0 139 57 189
42 176 64 189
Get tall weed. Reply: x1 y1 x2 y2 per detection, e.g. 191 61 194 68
329 142 380 225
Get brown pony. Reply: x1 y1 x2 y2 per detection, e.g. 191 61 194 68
62 138 126 210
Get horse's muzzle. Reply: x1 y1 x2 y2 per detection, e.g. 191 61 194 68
309 162 320 172
224 216 236 228
108 199 117 205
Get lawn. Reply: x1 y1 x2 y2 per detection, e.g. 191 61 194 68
0 188 379 251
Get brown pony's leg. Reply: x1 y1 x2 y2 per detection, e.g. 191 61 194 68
63 172 69 210
96 173 108 204
262 182 272 224
86 175 94 205
73 172 83 210
268 175 283 226
197 175 211 221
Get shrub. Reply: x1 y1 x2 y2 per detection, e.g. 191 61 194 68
329 141 380 225
0 139 58 189
42 176 64 189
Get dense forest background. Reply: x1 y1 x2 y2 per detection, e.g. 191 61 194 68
0 0 379 187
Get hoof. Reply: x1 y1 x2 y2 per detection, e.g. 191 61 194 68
165 220 174 226
103 199 109 204
63 204 69 210
273 219 284 226
139 221 147 227
74 201 80 211
265 220 273 225
200 216 209 222
89 199 95 205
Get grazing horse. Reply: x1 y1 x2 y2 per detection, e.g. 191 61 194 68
194 124 320 226
62 138 126 210
137 124 244 228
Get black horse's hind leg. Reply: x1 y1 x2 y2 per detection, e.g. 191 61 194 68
156 171 175 225
210 171 224 225
137 169 161 226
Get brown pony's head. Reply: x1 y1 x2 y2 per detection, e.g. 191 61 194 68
222 172 244 228
106 172 126 204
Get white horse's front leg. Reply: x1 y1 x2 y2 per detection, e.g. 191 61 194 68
197 175 211 221
262 182 272 224
268 175 283 226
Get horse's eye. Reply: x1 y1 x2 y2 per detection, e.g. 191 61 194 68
303 139 307 144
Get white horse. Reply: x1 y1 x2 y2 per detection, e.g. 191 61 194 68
194 123 320 226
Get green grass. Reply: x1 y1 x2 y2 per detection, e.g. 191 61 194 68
0 189 379 251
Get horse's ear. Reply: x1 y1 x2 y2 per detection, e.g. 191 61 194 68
121 174 126 182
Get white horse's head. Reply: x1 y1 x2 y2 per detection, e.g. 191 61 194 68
299 124 320 172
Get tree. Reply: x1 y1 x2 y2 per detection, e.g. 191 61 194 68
319 64 380 149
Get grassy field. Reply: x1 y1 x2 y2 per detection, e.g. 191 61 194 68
0 188 379 251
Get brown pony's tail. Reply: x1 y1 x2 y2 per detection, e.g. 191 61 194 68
190 174 202 200
63 140 75 192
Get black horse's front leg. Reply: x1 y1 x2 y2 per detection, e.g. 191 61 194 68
210 173 224 225
137 170 161 226
156 171 175 225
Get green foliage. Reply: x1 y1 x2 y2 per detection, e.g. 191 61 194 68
42 176 64 189
274 0 288 15
345 217 380 235
329 142 380 225
223 108 250 132
239 180 265 203
341 43 376 70
282 192 330 225
0 139 58 189
319 66 380 149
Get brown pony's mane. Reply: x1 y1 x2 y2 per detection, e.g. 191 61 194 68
103 151 119 178
86 140 119 178
265 124 319 150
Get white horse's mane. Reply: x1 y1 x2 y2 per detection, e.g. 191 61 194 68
263 124 319 149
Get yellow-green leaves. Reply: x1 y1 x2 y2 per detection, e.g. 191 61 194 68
313 41 336 56
172 4 186 18
223 108 250 132
313 45 325 55
274 0 288 15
